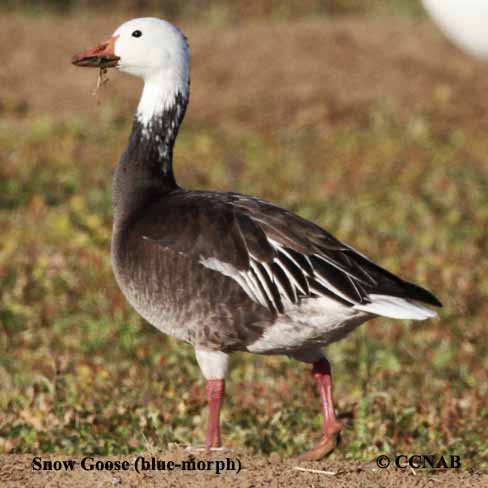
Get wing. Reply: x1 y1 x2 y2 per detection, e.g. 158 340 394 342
142 190 441 318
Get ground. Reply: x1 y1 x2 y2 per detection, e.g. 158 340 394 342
1 451 486 487
0 3 487 487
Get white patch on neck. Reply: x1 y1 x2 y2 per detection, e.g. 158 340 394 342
136 71 188 130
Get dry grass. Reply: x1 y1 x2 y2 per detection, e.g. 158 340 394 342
0 12 487 471
5 14 488 129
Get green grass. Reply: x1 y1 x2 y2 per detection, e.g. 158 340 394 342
2 0 426 20
1 99 486 468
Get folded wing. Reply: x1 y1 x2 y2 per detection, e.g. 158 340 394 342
142 190 441 319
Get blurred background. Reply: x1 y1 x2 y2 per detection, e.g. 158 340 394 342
0 0 486 469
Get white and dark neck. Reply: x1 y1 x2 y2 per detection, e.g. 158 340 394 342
129 75 189 182
136 70 189 126
113 74 189 221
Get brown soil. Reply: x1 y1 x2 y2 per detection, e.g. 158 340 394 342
3 14 488 133
1 452 486 487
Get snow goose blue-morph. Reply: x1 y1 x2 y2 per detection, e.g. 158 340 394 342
72 18 441 460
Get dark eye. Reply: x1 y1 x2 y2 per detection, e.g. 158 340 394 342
132 30 142 38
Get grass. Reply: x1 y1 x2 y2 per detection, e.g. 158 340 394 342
0 10 487 471
2 0 426 20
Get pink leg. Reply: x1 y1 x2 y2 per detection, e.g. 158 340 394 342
205 379 225 449
298 358 343 461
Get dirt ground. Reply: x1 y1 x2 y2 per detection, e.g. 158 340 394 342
1 451 486 488
3 13 488 132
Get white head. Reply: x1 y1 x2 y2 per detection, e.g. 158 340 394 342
73 17 190 126
112 18 189 79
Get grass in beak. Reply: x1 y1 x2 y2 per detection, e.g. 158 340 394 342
92 67 109 96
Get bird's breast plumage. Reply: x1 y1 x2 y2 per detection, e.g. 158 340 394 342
111 222 275 351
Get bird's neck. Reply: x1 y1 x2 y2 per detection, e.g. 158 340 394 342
113 76 189 221
130 75 189 186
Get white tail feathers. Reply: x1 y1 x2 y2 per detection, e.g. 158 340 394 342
354 294 438 320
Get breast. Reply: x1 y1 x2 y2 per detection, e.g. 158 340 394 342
111 224 275 351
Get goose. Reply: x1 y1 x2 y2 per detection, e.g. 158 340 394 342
423 0 488 58
72 17 441 461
